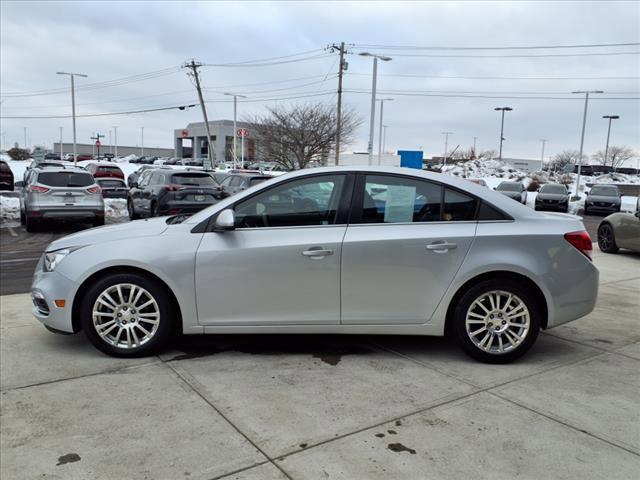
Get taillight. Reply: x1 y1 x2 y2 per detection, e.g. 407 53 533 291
564 231 593 260
164 184 187 192
28 185 50 193
86 186 102 194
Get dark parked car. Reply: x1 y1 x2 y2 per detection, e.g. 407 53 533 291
218 173 273 198
210 172 230 185
96 178 129 199
127 165 159 187
76 154 94 162
44 153 61 160
0 160 14 191
495 181 527 204
584 185 621 215
85 162 125 180
127 170 221 219
534 183 569 212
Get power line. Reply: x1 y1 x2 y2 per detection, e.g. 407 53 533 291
205 75 338 95
354 51 640 58
202 53 333 67
351 42 640 51
347 72 640 81
208 48 326 65
344 89 640 100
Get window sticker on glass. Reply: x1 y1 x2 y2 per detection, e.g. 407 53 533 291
383 185 416 223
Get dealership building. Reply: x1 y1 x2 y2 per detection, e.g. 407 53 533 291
174 120 257 163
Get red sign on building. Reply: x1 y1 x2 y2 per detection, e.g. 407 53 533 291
181 130 189 138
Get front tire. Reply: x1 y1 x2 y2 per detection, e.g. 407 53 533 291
80 273 176 357
453 279 541 364
597 223 619 254
128 199 139 220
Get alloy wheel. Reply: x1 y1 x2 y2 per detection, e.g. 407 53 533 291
465 290 530 354
598 224 613 250
92 283 160 349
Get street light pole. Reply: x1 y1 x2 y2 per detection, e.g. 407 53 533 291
540 139 547 162
382 125 388 155
494 107 513 160
359 52 392 165
602 115 619 168
112 126 118 158
224 93 247 169
441 132 453 166
572 90 603 197
377 98 393 165
56 71 87 166
59 127 63 159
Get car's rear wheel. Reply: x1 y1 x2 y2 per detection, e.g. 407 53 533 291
453 280 541 363
150 201 158 217
93 217 105 227
128 199 138 220
80 273 176 357
20 210 26 225
597 223 619 254
25 214 39 233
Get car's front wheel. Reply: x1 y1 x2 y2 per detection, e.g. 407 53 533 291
80 273 176 357
453 279 541 363
597 222 619 254
127 199 138 220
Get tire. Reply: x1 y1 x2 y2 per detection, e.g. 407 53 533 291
583 207 589 216
93 217 105 227
128 199 139 220
25 214 39 233
597 222 619 254
80 273 176 357
150 201 158 217
452 279 541 364
20 211 26 225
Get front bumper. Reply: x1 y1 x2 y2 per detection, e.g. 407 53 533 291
535 202 569 212
31 268 79 333
585 203 620 214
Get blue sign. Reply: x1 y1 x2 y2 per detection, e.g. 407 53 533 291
397 150 423 169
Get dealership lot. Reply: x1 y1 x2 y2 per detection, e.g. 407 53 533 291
0 249 638 479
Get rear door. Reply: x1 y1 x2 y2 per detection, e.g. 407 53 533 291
341 173 477 325
34 171 95 208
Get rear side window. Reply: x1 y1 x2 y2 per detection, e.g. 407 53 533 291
443 188 477 221
37 172 93 187
477 201 509 221
171 174 215 186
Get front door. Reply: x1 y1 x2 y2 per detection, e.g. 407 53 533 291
341 174 477 325
195 173 351 325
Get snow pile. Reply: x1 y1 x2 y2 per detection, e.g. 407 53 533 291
442 159 530 182
0 196 20 221
105 199 129 223
114 155 138 163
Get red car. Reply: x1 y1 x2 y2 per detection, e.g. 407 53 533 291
85 162 124 180
0 160 14 191
76 154 94 161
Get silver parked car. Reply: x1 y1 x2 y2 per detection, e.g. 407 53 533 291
31 167 598 363
19 167 105 232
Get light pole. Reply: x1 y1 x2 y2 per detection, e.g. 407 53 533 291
359 52 392 165
441 132 453 166
473 136 478 158
376 98 393 165
141 127 144 156
540 139 547 162
572 90 603 197
224 93 247 168
602 115 619 168
112 126 118 158
23 127 27 149
56 71 87 166
382 125 389 155
59 127 63 159
494 107 513 160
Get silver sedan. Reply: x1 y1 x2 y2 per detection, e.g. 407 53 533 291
31 166 599 363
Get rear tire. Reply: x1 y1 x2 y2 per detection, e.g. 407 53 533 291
80 272 176 357
452 279 541 364
25 214 39 233
20 211 26 225
597 222 619 254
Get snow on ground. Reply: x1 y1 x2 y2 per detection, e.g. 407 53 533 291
0 196 20 222
104 199 129 223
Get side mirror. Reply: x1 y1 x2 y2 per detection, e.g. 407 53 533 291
214 209 235 231
14 181 25 189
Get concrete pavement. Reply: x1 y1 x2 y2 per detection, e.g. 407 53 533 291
1 249 638 479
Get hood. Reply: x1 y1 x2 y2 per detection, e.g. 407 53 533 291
536 192 568 201
47 217 170 252
586 194 620 203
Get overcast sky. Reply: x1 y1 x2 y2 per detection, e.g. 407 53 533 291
1 0 639 164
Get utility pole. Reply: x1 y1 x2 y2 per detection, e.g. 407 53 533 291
494 107 513 160
441 132 453 167
540 139 547 162
112 126 118 158
224 93 247 168
57 71 87 166
602 115 619 168
183 59 215 170
360 52 392 165
329 42 347 165
108 129 112 156
141 127 144 156
92 132 95 157
572 90 603 197
382 125 388 155
59 127 63 159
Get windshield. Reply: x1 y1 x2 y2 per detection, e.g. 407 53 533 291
540 184 567 194
497 182 522 192
171 174 216 186
38 172 93 187
590 186 619 196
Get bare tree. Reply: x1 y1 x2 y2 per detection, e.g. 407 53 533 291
244 103 361 170
549 149 587 171
592 146 636 169
449 147 496 161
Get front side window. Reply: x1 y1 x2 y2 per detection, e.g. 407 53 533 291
234 174 346 228
359 175 442 223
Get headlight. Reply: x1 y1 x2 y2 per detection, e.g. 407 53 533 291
43 247 82 272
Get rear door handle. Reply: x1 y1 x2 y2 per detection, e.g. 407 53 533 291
302 248 334 258
426 242 457 252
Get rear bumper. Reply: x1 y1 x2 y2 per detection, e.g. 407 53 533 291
28 205 104 219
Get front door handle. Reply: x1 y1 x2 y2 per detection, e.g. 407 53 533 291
426 241 457 253
302 248 334 259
